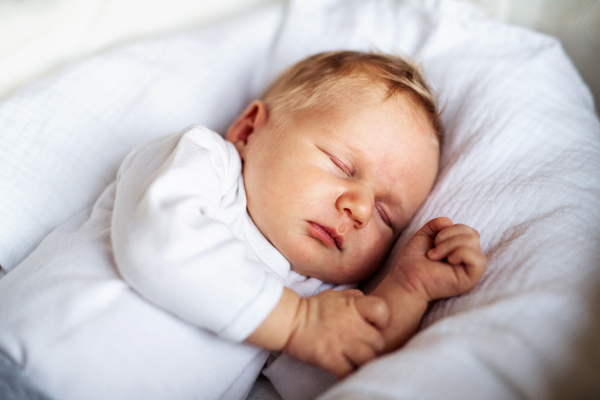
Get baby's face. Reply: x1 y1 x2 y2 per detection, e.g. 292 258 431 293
228 87 439 284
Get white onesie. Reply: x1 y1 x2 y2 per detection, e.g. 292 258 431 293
0 126 332 400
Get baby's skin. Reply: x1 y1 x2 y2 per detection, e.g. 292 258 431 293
369 217 486 354
246 217 486 378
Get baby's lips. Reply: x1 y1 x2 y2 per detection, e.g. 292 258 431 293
308 221 343 249
319 223 345 248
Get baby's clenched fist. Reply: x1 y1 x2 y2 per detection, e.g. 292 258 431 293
282 289 389 379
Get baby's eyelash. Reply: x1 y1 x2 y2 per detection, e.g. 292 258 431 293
329 155 350 176
376 204 392 228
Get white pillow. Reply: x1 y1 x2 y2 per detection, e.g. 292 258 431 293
0 5 283 270
468 0 600 117
1 0 599 398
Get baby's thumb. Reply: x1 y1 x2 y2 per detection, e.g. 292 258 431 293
355 295 390 330
408 217 454 253
415 217 453 240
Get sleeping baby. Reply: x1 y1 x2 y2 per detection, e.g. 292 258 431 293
0 51 486 400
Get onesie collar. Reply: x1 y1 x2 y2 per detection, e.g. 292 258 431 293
243 213 290 280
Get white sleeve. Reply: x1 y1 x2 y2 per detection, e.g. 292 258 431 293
111 125 283 342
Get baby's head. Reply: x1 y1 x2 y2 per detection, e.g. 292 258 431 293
227 51 441 284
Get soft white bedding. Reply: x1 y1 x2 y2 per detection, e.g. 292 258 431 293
469 0 600 117
0 0 278 101
1 0 599 399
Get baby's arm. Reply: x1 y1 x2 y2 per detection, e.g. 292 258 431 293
245 287 389 379
110 126 387 378
368 217 486 352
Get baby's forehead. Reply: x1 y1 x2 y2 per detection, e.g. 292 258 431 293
316 87 437 139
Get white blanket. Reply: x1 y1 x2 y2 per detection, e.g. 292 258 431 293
1 0 599 399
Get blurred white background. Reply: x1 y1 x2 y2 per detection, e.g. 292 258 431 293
470 0 599 115
0 0 598 114
0 0 278 99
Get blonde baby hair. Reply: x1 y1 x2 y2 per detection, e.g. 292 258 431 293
261 50 443 141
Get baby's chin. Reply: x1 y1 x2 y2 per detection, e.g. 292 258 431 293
289 260 372 285
282 236 386 284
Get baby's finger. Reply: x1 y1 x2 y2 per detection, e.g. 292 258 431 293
326 355 355 380
354 322 386 354
344 342 378 370
355 295 390 330
447 246 487 275
428 233 481 261
407 217 454 254
415 217 454 241
434 224 479 247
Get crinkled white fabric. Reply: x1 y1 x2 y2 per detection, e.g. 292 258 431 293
0 0 599 399
0 126 329 400
0 4 285 271
468 0 600 117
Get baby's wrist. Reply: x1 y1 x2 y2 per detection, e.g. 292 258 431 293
369 277 430 353
281 297 310 357
245 288 302 351
387 268 433 304
279 291 307 352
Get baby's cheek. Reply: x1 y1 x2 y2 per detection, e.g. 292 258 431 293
363 228 394 259
340 252 384 283
335 263 349 276
366 235 396 273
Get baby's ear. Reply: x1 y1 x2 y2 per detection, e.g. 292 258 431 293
225 100 268 159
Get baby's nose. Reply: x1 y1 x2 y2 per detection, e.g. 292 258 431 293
336 183 374 229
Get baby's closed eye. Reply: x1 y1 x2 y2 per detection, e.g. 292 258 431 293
375 204 392 228
328 154 351 177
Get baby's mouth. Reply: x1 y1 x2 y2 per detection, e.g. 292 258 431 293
308 222 342 250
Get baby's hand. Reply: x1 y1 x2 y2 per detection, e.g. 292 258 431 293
392 217 486 302
283 289 389 379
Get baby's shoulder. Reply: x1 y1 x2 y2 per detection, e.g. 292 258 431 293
180 125 241 168
174 126 243 193
181 125 226 147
